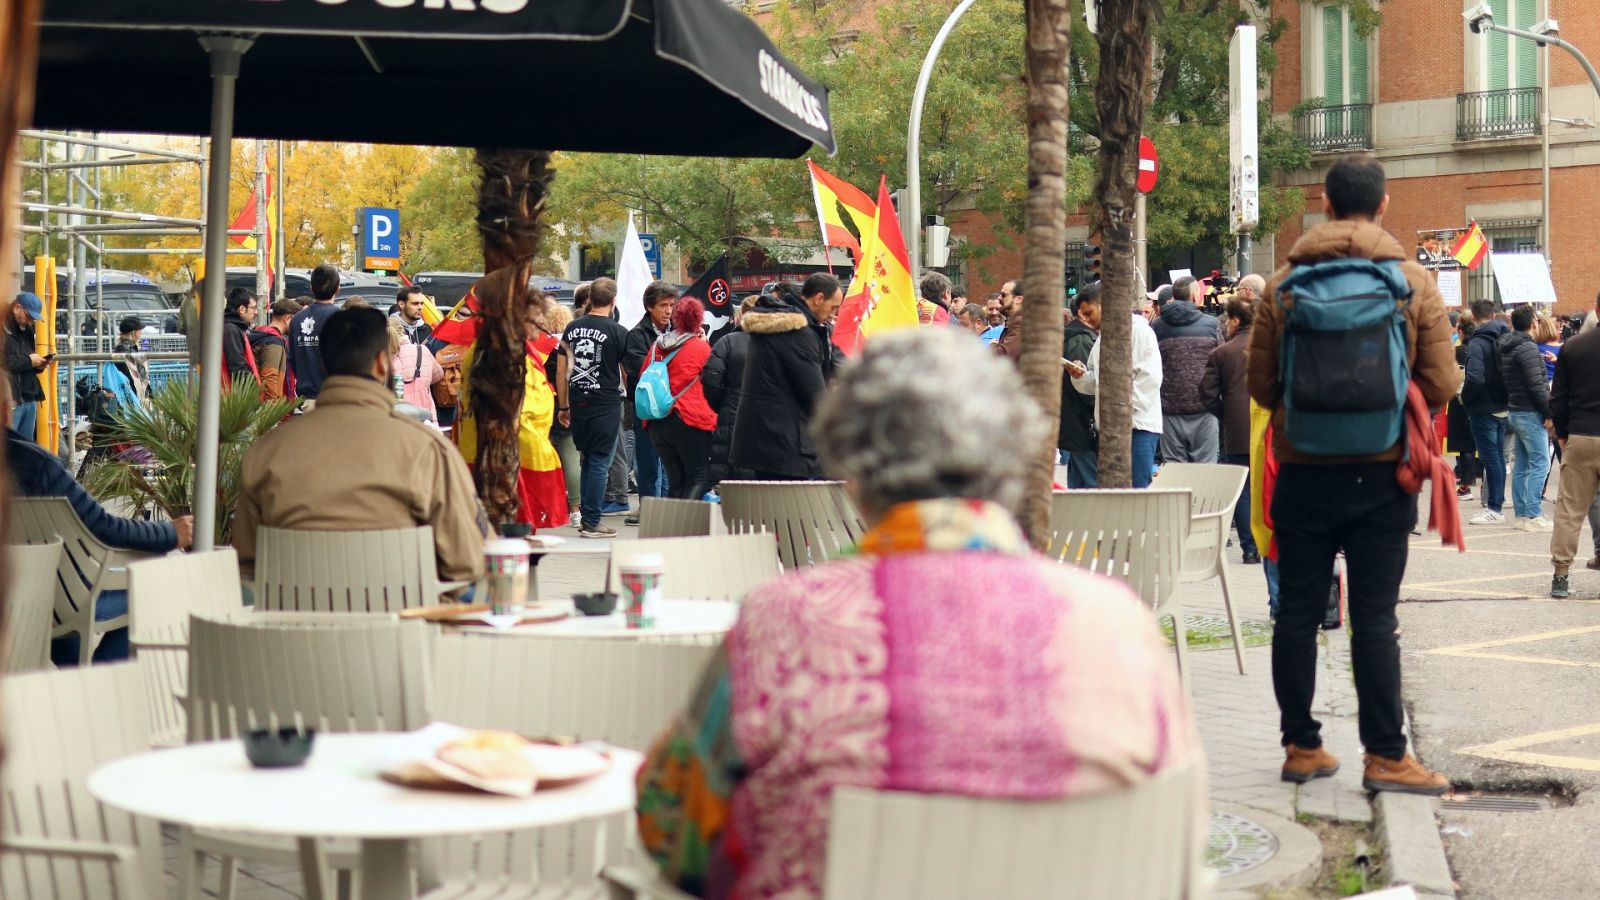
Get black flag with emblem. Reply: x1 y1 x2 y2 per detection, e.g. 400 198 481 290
682 255 736 341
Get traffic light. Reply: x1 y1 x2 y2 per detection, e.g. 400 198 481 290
1084 244 1102 284
1065 265 1078 290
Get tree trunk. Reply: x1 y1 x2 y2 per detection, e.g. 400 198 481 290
471 149 554 529
1016 0 1072 548
1091 0 1157 489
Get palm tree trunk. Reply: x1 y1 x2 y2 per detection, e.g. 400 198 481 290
1017 0 1072 548
1091 0 1157 489
472 149 554 528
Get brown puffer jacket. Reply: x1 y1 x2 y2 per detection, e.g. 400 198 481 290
1248 220 1461 465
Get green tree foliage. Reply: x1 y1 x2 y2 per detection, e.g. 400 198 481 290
1069 0 1312 266
547 0 1095 282
404 148 485 273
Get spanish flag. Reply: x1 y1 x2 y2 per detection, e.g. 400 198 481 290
806 159 877 263
832 176 920 356
228 173 280 282
1450 220 1488 270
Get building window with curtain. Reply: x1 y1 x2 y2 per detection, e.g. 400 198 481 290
1458 0 1542 140
1295 3 1373 152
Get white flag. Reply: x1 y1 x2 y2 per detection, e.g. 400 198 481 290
615 214 653 329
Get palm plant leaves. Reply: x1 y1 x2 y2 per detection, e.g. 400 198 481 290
83 375 294 545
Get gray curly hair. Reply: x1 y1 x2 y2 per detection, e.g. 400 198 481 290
814 328 1048 517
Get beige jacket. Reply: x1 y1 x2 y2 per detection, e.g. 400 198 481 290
234 375 487 581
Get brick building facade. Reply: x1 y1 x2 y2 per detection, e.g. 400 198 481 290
1271 0 1600 314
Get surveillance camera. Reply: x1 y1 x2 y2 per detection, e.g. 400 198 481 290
1537 19 1560 38
1464 4 1494 34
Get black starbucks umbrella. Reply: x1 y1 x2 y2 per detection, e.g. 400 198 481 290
33 0 836 548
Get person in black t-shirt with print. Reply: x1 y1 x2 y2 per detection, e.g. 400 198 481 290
557 277 630 538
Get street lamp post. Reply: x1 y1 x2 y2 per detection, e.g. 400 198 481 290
906 0 980 276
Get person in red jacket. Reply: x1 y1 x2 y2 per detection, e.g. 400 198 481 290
644 297 717 500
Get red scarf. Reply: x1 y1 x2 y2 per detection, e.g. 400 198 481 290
1397 382 1465 552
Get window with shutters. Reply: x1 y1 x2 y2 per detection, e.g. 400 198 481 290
1457 0 1542 139
1295 3 1373 152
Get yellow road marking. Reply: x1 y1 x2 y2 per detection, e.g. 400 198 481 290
1407 572 1550 590
1406 587 1528 599
1409 545 1552 560
1462 722 1600 772
1425 624 1600 655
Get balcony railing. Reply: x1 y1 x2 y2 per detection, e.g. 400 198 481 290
1457 88 1542 141
1294 103 1373 153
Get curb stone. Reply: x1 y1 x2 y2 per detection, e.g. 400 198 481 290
1211 801 1323 895
1374 792 1456 897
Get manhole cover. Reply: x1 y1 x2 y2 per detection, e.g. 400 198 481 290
1442 795 1549 812
1207 810 1278 877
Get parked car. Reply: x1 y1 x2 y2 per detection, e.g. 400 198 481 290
412 271 577 309
22 266 179 336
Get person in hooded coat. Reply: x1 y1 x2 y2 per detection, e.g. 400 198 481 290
728 275 843 480
704 295 758 486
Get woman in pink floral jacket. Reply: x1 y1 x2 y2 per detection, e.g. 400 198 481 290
636 328 1199 899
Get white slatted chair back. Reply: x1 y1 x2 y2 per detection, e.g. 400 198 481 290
10 496 144 665
0 661 162 900
1152 464 1252 675
127 549 246 747
1153 464 1250 579
421 634 719 897
1048 489 1195 683
186 614 430 741
4 540 62 672
719 480 867 569
607 533 780 602
637 497 717 539
823 758 1209 900
254 525 466 613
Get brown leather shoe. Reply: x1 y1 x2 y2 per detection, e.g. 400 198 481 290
1362 753 1449 796
1281 744 1340 783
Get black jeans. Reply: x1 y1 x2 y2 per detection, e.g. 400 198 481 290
1271 462 1415 760
648 414 713 501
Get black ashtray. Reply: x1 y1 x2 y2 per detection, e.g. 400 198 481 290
572 592 619 616
244 728 315 768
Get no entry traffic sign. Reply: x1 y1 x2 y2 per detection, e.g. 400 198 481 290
1137 136 1159 194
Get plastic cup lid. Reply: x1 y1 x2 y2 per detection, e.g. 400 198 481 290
619 553 666 571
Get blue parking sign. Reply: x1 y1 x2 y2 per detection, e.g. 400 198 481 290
358 207 401 271
639 232 662 279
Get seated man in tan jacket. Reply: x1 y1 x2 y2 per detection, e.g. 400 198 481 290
234 306 487 582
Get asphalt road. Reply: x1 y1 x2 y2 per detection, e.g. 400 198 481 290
1398 482 1600 899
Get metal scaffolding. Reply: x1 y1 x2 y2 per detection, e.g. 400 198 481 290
15 131 266 457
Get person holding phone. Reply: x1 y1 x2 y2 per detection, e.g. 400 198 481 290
6 292 50 442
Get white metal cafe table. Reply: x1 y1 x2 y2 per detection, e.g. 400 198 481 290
454 598 738 639
88 732 642 900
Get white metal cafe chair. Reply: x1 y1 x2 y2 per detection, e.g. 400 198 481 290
1048 489 1195 685
0 661 163 900
719 480 866 569
11 496 159 665
421 633 719 898
607 533 780 603
254 524 469 613
1153 463 1252 675
127 548 247 746
179 613 431 900
636 497 719 539
3 539 62 672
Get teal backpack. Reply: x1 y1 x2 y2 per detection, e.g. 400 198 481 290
635 344 693 421
1277 258 1412 456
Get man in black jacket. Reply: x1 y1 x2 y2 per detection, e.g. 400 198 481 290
704 295 757 486
621 282 678 522
1550 289 1600 598
1499 304 1552 531
222 287 259 383
1060 285 1100 487
729 275 842 480
1463 299 1510 524
4 382 194 665
6 292 48 441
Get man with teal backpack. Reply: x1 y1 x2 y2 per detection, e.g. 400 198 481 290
1248 155 1459 796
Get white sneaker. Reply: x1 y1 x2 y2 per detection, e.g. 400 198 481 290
568 511 582 528
1531 515 1555 532
1469 509 1505 525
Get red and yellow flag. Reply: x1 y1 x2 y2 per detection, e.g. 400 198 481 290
228 173 280 282
832 176 919 356
1450 220 1488 270
806 159 877 264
